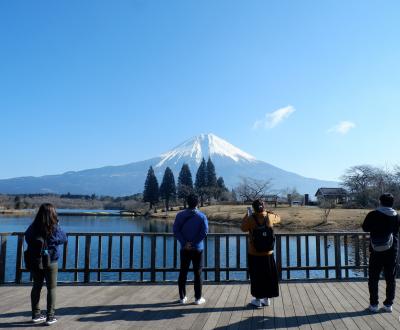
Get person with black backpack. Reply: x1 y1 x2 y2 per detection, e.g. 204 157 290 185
362 193 399 313
24 203 67 325
241 199 281 308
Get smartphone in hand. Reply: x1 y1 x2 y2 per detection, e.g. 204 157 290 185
247 207 252 216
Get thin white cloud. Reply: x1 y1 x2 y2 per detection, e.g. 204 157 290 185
327 121 356 135
253 106 295 130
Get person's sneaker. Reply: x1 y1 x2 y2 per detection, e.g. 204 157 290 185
179 296 188 304
194 297 206 305
368 305 379 313
381 304 393 313
262 298 271 306
31 314 46 323
250 298 263 308
45 316 58 325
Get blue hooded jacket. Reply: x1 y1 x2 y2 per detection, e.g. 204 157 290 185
25 224 68 263
173 208 208 251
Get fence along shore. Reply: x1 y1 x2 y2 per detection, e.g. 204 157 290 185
1 231 396 284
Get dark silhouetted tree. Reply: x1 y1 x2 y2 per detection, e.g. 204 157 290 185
215 176 228 200
177 163 193 208
206 157 218 200
143 166 159 210
195 158 207 206
159 167 176 211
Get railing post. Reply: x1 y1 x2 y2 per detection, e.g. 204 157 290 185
84 236 91 283
276 235 282 280
74 236 80 282
334 234 342 279
15 235 24 284
150 235 156 282
215 235 220 282
0 235 7 284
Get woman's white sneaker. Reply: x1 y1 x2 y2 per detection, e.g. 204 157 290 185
250 299 263 308
179 296 188 304
45 316 57 325
31 314 46 323
194 297 206 305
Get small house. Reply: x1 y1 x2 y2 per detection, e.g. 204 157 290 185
315 187 348 204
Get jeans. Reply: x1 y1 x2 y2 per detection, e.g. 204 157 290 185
178 249 203 300
31 262 58 318
368 249 397 306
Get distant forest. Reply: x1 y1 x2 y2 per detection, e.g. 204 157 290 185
0 193 146 211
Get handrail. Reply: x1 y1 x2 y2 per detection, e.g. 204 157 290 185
0 231 387 284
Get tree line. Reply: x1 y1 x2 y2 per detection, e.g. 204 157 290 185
142 158 228 210
341 165 400 208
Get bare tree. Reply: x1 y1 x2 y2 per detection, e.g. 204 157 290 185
319 197 336 223
235 177 272 202
341 165 396 207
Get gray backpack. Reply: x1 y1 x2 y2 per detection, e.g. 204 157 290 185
371 233 393 252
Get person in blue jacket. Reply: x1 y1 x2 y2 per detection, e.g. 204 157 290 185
173 193 208 305
25 203 67 325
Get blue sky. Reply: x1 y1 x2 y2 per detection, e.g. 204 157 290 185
1 0 399 182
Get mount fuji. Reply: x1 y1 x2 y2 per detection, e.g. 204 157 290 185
0 133 337 196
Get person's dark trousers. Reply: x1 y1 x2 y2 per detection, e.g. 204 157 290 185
31 262 58 318
248 254 279 299
368 249 397 306
178 249 203 300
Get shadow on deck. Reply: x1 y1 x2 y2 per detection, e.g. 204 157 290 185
0 281 399 329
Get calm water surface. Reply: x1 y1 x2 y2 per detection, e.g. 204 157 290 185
0 214 240 234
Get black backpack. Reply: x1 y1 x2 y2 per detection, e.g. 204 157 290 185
24 236 51 271
251 215 275 252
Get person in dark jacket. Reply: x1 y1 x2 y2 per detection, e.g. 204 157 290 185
362 193 399 313
25 203 67 325
173 193 208 305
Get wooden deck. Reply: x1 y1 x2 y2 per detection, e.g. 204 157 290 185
1 281 400 329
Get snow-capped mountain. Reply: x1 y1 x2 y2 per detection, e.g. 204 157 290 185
156 133 256 167
0 133 338 196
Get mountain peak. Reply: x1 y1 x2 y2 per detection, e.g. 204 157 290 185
155 133 256 168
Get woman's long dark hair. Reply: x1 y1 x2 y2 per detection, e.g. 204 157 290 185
32 203 58 237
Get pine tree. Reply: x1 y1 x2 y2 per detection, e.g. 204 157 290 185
195 158 207 206
215 176 228 200
159 167 176 211
177 163 193 208
217 176 227 190
206 157 218 200
143 166 159 210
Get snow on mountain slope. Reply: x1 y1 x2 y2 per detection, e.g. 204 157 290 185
156 133 255 168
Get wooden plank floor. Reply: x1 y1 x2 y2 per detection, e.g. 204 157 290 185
1 281 400 329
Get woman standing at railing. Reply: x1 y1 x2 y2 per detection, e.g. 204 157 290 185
24 203 67 325
241 199 281 308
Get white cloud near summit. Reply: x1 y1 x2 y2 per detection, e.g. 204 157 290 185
253 105 295 129
327 121 356 135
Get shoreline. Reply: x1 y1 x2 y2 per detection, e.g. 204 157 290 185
1 205 369 232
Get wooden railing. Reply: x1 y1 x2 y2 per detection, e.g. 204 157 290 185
0 231 391 284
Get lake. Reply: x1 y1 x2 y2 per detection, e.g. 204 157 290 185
0 213 368 283
0 213 241 234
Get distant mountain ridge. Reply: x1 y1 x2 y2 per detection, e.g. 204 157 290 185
0 133 338 196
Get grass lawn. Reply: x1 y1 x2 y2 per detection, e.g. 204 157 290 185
152 204 371 232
